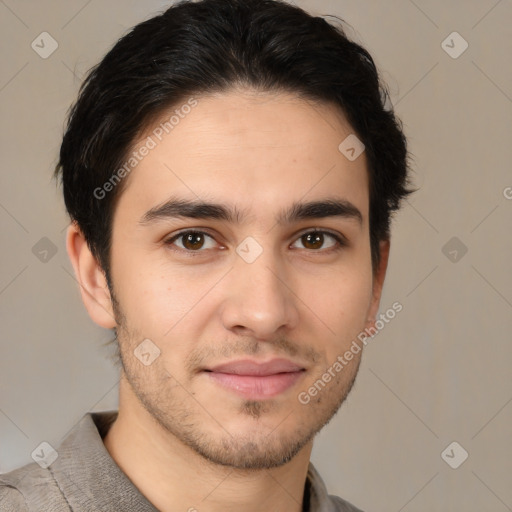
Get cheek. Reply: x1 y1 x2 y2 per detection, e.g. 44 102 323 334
309 268 374 339
137 278 177 327
115 263 218 347
111 254 174 330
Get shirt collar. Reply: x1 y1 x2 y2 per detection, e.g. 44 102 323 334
51 411 337 512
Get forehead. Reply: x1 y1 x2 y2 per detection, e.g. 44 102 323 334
116 89 369 224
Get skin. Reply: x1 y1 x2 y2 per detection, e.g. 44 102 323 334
67 88 389 512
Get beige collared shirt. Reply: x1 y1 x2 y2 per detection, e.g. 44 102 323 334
0 412 363 511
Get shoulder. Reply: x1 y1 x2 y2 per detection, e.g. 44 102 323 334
0 465 31 511
329 494 365 512
0 462 58 511
0 483 28 512
0 484 28 511
307 462 365 512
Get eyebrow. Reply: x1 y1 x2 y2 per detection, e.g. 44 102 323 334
139 196 363 227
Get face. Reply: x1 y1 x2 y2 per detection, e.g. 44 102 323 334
107 89 384 469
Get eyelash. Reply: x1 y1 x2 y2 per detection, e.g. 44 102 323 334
164 229 347 257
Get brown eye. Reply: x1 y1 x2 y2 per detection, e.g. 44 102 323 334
302 232 324 250
182 232 205 250
166 231 217 252
291 230 343 251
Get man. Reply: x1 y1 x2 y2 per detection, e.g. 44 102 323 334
0 0 412 510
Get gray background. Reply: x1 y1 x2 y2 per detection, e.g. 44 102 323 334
1 1 511 511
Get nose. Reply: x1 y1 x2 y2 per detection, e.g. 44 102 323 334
219 252 300 340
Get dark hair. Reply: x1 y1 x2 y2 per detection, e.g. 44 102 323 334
55 0 413 280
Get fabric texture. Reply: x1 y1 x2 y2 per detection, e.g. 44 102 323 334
0 411 363 511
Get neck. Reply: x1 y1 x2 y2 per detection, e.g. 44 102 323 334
103 375 312 512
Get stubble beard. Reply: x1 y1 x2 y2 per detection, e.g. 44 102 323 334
111 289 361 471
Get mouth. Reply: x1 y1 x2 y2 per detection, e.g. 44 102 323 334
203 358 306 399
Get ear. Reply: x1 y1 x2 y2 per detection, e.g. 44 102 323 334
365 239 390 327
66 222 117 329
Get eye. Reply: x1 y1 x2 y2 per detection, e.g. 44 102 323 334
164 229 346 256
291 230 345 252
165 230 218 252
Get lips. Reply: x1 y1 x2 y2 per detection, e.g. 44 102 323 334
207 358 304 376
204 358 306 399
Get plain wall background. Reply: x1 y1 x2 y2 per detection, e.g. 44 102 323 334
1 1 511 510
